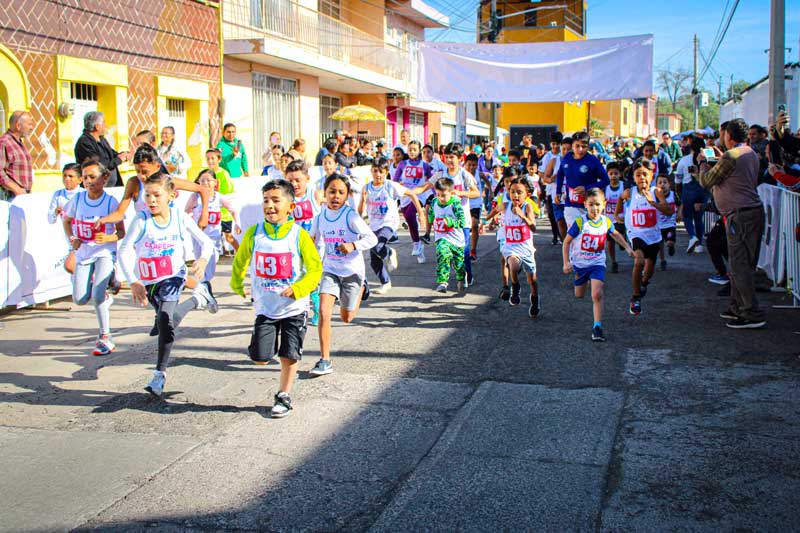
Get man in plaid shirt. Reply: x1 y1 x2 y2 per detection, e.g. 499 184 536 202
0 111 34 201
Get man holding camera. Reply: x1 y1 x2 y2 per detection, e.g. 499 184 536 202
698 118 765 329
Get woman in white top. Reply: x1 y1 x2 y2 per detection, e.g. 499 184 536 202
157 127 191 178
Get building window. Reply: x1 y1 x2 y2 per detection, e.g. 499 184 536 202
250 0 263 27
409 111 425 144
318 0 340 19
253 73 298 155
320 95 342 144
524 11 537 27
70 82 98 147
165 98 187 147
622 108 628 126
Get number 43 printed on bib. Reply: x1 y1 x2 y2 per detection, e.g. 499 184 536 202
255 252 292 279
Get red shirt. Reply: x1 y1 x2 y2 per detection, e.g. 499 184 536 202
0 130 33 193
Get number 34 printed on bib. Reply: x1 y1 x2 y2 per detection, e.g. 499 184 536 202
580 233 607 253
255 252 293 279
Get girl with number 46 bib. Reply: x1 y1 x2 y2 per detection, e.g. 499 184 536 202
613 160 673 317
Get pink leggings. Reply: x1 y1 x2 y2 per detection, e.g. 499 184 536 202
402 203 420 243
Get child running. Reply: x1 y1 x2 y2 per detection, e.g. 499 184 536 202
604 161 626 273
614 160 673 315
49 163 82 274
562 188 634 341
62 159 126 355
229 179 323 417
491 166 516 300
486 176 540 315
428 177 466 293
392 141 432 263
309 174 377 376
118 173 216 397
656 174 677 271
205 148 238 256
184 169 242 290
360 157 425 294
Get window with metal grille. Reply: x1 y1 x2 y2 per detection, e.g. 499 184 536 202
253 73 298 155
70 83 97 101
167 99 185 118
318 0 340 19
319 95 342 143
408 111 425 144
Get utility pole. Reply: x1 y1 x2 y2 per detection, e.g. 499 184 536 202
488 0 497 144
692 34 699 130
717 75 723 106
768 0 785 123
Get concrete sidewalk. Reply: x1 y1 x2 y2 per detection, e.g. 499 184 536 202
1 225 798 531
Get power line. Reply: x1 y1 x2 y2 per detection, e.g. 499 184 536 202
698 0 740 82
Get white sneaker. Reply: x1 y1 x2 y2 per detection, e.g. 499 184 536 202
374 282 392 295
435 283 447 293
145 370 166 397
386 249 398 272
694 244 704 253
417 249 426 264
687 236 699 253
193 282 218 314
411 242 421 257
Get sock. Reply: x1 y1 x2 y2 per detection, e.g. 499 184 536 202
593 321 602 328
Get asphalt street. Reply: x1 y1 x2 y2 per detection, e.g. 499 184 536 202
1 219 798 532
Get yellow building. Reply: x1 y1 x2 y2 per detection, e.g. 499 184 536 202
591 97 659 138
476 0 588 146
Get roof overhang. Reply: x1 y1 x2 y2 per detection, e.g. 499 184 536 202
388 0 449 28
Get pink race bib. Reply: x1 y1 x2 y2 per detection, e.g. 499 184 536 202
138 256 173 281
254 252 292 279
568 187 586 204
433 217 454 233
505 224 531 244
207 211 221 225
631 208 657 228
293 200 314 222
580 233 607 253
73 220 98 242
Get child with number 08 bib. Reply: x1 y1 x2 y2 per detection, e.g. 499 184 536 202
485 176 540 316
614 160 673 316
118 173 216 397
230 179 323 418
562 188 633 342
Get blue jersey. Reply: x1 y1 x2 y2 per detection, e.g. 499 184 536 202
556 153 610 208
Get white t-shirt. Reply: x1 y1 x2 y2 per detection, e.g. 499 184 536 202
675 154 694 185
429 167 477 226
540 151 558 197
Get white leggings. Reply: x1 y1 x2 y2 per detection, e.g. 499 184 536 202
72 256 114 335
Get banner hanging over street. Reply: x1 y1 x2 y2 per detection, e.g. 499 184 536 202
416 35 654 103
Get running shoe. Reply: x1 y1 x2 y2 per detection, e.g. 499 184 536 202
629 298 642 316
719 309 738 320
708 274 730 285
361 280 370 301
726 318 766 329
194 281 218 314
388 232 399 243
592 325 606 342
411 242 421 256
687 236 699 253
374 282 392 295
551 237 560 246
509 284 521 306
469 251 478 261
435 283 448 293
417 249 426 264
694 245 704 253
498 285 510 301
420 234 431 245
92 335 115 356
668 243 675 256
108 271 122 295
528 293 540 318
386 249 398 272
309 359 333 376
145 370 165 397
611 262 619 274
271 392 293 418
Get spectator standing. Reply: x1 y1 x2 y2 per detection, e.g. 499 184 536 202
699 118 766 329
334 137 357 170
314 137 338 166
660 132 681 173
394 129 411 154
216 123 248 178
288 138 306 163
679 137 708 254
157 126 191 178
74 111 130 187
0 111 34 200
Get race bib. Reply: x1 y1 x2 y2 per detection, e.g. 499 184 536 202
207 211 221 225
568 187 586 204
138 256 174 281
580 232 607 253
605 201 617 215
369 200 389 220
293 200 313 222
73 220 98 242
505 224 531 244
631 208 657 228
433 217 454 233
254 251 292 279
454 184 464 192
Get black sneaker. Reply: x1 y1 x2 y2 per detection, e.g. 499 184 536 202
271 392 293 418
592 325 606 342
611 262 619 274
499 285 510 301
629 298 642 316
149 317 159 337
361 280 370 301
420 234 431 245
726 318 766 329
528 293 540 318
388 232 399 243
639 282 648 299
108 270 122 295
668 243 675 256
719 309 738 320
509 284 521 306
551 237 560 246
659 260 667 271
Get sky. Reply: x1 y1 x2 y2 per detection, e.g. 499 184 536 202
424 0 800 96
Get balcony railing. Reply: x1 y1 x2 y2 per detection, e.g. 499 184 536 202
224 0 412 82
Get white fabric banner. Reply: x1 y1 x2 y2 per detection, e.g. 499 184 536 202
417 35 654 103
757 183 784 284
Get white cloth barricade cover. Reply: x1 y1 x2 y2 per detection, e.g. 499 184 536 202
757 184 784 285
416 35 654 103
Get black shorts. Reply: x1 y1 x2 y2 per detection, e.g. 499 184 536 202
470 207 482 222
632 238 661 261
660 227 676 243
221 220 233 234
248 312 308 362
